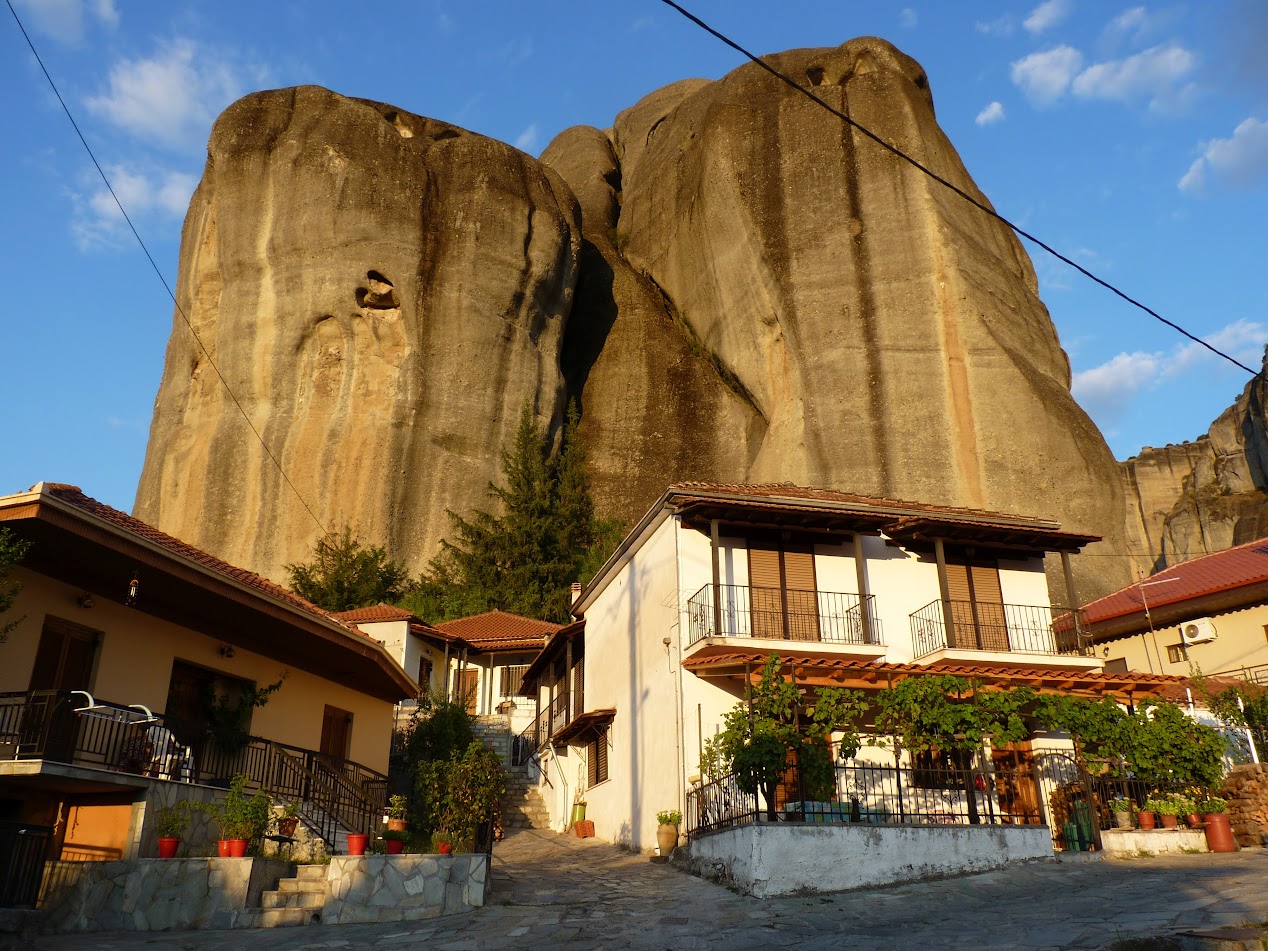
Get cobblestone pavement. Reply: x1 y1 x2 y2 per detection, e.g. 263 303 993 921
18 830 1268 950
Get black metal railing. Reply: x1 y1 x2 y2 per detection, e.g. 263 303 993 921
686 584 882 647
0 690 387 847
909 601 1091 658
513 704 548 766
687 759 1045 837
0 822 52 908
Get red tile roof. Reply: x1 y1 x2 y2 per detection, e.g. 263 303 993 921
1081 536 1268 627
40 483 365 637
333 603 417 623
433 610 561 652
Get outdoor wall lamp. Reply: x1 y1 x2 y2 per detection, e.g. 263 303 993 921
76 592 95 609
218 645 236 659
126 574 140 606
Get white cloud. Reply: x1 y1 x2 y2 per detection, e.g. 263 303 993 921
72 164 197 249
1011 46 1084 105
85 39 258 151
899 8 918 29
1073 319 1267 421
12 0 118 44
1071 42 1196 111
975 101 1006 126
1179 117 1268 192
976 15 1016 37
513 123 539 153
1024 0 1071 35
1102 5 1150 45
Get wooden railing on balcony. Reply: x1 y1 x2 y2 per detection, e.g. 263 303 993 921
909 600 1090 658
686 583 881 647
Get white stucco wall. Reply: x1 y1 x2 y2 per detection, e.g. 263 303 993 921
684 823 1054 897
1101 602 1268 678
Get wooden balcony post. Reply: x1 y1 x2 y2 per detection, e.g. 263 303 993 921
852 532 874 644
710 518 722 638
1059 550 1084 649
934 537 955 647
564 637 573 723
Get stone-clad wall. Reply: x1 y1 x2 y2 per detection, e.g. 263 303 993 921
322 855 486 924
1222 763 1268 848
135 783 226 859
38 858 292 932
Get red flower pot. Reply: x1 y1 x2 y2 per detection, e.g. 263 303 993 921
386 838 405 855
1137 811 1156 830
1160 814 1179 829
277 817 299 838
217 839 231 857
1203 813 1237 853
227 838 249 858
157 837 181 859
346 833 369 856
437 842 452 855
1185 813 1202 829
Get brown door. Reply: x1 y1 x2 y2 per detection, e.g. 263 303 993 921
453 669 479 715
320 705 352 761
991 742 1041 824
28 617 99 692
748 544 820 641
945 559 1009 651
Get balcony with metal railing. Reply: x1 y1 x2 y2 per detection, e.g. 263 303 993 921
908 600 1099 668
685 583 886 660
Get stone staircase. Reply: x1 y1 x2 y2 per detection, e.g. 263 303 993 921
472 719 552 831
255 864 326 928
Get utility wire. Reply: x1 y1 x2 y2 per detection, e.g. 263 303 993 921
657 0 1259 377
5 0 331 541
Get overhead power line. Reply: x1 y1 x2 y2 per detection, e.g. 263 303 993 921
657 0 1259 378
5 0 330 542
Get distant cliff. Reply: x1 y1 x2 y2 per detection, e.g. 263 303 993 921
136 38 1135 600
1123 349 1268 573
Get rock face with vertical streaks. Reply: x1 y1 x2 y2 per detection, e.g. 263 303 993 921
137 40 1144 598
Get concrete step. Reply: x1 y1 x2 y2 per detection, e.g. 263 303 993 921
254 907 319 929
295 865 328 882
277 879 325 895
263 889 325 910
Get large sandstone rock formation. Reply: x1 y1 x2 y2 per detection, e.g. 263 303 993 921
1123 349 1268 573
137 40 1136 599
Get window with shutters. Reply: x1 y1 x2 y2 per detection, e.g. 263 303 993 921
944 556 1009 651
29 616 100 692
418 657 434 694
1166 643 1186 664
747 542 821 641
501 664 529 697
586 727 609 787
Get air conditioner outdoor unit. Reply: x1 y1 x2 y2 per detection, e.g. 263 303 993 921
1180 617 1218 646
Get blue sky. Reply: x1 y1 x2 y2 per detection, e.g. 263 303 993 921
3 0 1266 513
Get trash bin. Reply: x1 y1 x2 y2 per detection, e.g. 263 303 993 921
571 801 587 825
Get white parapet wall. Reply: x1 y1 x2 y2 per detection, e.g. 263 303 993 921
680 824 1055 897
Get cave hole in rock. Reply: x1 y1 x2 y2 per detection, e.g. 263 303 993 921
431 129 460 143
382 110 414 138
356 271 400 310
805 66 826 86
913 73 928 90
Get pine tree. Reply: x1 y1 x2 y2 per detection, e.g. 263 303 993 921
286 526 410 612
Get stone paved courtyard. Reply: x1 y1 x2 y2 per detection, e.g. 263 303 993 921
13 829 1268 950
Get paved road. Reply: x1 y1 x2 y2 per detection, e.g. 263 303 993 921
17 830 1268 950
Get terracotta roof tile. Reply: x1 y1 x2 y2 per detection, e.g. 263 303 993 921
42 483 366 638
433 610 561 652
333 604 417 623
1081 536 1268 626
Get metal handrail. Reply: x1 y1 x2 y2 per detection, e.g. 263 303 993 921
686 583 881 647
909 600 1091 658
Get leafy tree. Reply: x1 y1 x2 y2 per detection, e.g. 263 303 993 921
1194 677 1268 762
710 654 869 817
873 675 1034 757
1118 701 1227 788
285 526 409 612
1034 694 1131 771
407 402 622 623
0 527 32 643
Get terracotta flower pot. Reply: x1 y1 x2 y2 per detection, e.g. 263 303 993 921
217 839 231 857
437 842 452 855
1203 813 1238 853
227 838 249 858
1160 814 1179 829
277 816 299 838
157 837 181 859
386 838 405 854
387 818 408 832
346 833 369 856
656 823 679 857
1136 811 1156 831
1185 813 1202 829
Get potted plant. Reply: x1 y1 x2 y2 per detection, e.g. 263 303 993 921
1154 795 1182 829
1176 794 1201 828
386 794 410 832
433 832 452 856
198 774 272 857
656 809 682 857
1107 796 1134 830
276 801 300 838
155 802 187 858
1198 797 1237 853
1138 798 1161 831
382 828 408 855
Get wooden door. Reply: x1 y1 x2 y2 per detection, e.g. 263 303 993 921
748 544 820 641
945 560 1009 651
320 705 352 761
991 742 1041 824
28 617 99 692
453 669 479 715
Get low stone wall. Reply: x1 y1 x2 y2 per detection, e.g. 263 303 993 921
37 858 292 932
679 824 1054 897
1100 829 1208 857
1221 763 1268 848
135 783 226 859
322 854 487 924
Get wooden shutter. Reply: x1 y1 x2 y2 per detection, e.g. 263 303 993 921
596 729 608 783
572 661 584 712
748 545 783 639
29 617 99 692
782 548 819 641
321 705 352 760
945 558 1009 651
587 728 609 787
